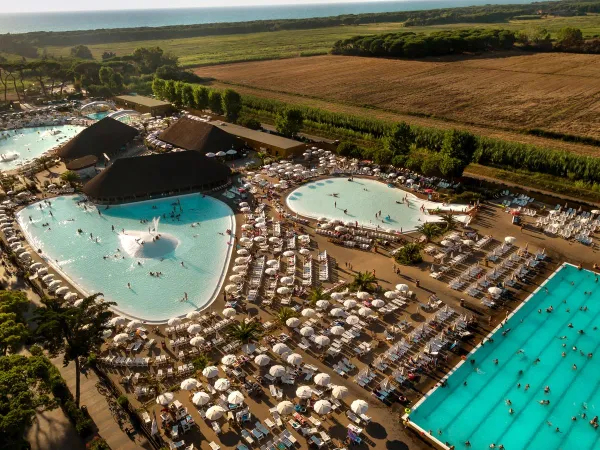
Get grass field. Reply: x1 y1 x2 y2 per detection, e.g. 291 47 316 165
194 52 600 144
41 15 600 67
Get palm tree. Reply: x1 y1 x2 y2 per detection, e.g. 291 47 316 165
440 214 458 231
395 242 424 266
192 353 211 372
276 307 298 326
351 271 377 292
60 170 79 187
307 287 327 307
256 152 269 166
226 321 263 344
416 222 442 243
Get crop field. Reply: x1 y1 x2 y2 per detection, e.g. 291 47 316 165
194 52 600 143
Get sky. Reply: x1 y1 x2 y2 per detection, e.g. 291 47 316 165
3 0 400 14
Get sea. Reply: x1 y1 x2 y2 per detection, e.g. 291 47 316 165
0 0 538 34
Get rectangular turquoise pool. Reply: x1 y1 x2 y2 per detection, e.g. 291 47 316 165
410 264 600 450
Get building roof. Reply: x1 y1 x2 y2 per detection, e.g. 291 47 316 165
57 117 138 161
159 117 240 153
82 151 231 200
209 121 305 150
115 95 172 108
65 155 98 170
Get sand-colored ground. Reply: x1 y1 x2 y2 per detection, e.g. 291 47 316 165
195 53 600 152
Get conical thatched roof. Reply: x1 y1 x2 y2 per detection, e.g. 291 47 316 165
159 117 240 153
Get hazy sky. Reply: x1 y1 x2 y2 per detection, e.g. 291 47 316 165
4 0 400 14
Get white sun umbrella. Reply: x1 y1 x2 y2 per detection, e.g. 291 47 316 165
241 343 256 354
371 299 385 308
314 373 331 386
314 335 330 346
254 354 271 366
235 257 249 264
216 151 227 157
316 300 330 309
356 291 370 300
167 317 182 326
225 284 240 294
187 323 202 335
186 310 201 320
330 325 345 336
296 386 313 399
192 391 211 406
206 152 216 158
214 378 230 392
73 299 84 307
283 250 295 257
488 287 503 295
301 308 315 317
156 392 174 405
232 266 247 273
331 385 349 400
221 354 237 366
286 317 301 328
265 268 277 276
268 237 281 243
64 292 78 302
440 240 452 247
229 274 244 283
277 400 295 415
206 405 226 420
462 239 475 246
222 307 237 317
202 366 219 378
330 307 344 317
181 378 201 391
109 316 127 327
239 237 251 244
239 202 249 207
330 292 344 301
55 286 69 296
300 326 314 337
277 287 291 295
102 328 113 339
240 207 251 213
384 291 397 299
287 353 303 366
346 315 360 325
314 399 332 415
30 262 42 270
396 284 409 292
273 343 290 355
190 336 205 347
266 259 278 266
351 399 369 415
113 333 129 344
299 248 310 255
228 390 245 404
241 224 253 231
505 236 517 244
269 365 286 377
358 307 373 317
280 276 294 285
254 236 265 242
343 299 357 309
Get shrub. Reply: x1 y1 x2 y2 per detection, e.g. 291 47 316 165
117 395 129 407
449 191 483 204
87 353 97 366
395 243 423 265
87 436 110 450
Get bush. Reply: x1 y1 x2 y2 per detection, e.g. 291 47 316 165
117 395 129 407
87 436 110 450
64 400 93 437
395 243 423 265
87 353 97 366
238 116 262 130
29 344 43 356
449 191 483 204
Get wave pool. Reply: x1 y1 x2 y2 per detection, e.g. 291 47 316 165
17 194 235 322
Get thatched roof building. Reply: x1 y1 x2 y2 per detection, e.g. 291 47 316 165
58 117 138 162
159 117 240 154
82 151 231 204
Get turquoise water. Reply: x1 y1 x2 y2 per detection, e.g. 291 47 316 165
0 125 84 170
286 177 465 232
86 111 110 121
411 264 600 450
16 194 235 322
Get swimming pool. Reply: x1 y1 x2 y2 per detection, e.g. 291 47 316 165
0 125 84 170
410 264 600 450
86 111 110 121
286 177 466 232
17 194 235 322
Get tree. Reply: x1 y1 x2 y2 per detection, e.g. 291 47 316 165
70 45 93 60
336 141 363 158
226 321 263 344
101 51 117 61
0 290 30 355
416 222 442 243
191 353 211 372
350 271 377 292
557 27 584 48
109 72 124 92
152 78 166 100
439 214 458 231
277 307 298 326
222 89 242 122
163 80 177 103
208 90 223 114
238 116 261 130
193 85 209 110
60 170 79 187
0 290 29 317
98 66 114 85
180 83 194 108
34 294 115 407
307 287 327 306
275 107 303 137
385 122 413 156
395 242 423 265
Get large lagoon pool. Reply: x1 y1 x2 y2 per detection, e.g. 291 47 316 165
411 264 600 450
286 177 466 232
17 194 235 322
0 125 84 170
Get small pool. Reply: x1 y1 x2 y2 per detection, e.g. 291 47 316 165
410 264 600 450
0 125 84 170
86 111 110 121
17 194 235 322
286 177 466 232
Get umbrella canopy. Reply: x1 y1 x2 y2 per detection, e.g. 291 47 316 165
254 354 271 366
330 308 344 317
462 239 475 246
356 291 370 300
109 316 127 326
346 315 360 325
206 405 226 420
214 378 230 392
221 354 237 366
283 250 295 257
240 224 252 231
286 317 300 328
300 326 314 337
192 391 211 406
266 259 278 266
344 299 357 309
235 257 249 264
190 336 205 347
299 248 310 255
229 274 244 283
395 284 409 292
206 152 216 158
314 335 330 346
314 400 332 415
330 325 345 336
384 291 397 299
287 353 303 366
316 300 330 309
265 268 277 276
273 343 290 355
202 366 219 378
227 390 245 404
187 324 202 335
73 299 84 307
268 237 281 243
180 378 200 391
280 277 294 285
269 365 286 377
488 287 503 295
167 317 181 326
505 236 517 244
186 311 201 320
301 308 316 317
156 392 174 405
371 299 385 308
277 400 294 415
296 386 313 399
314 373 331 386
330 292 344 300
358 307 373 317
351 399 369 415
113 333 129 343
216 151 227 157
331 385 349 399
222 307 237 317
224 284 239 294
232 266 247 273
102 329 113 338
